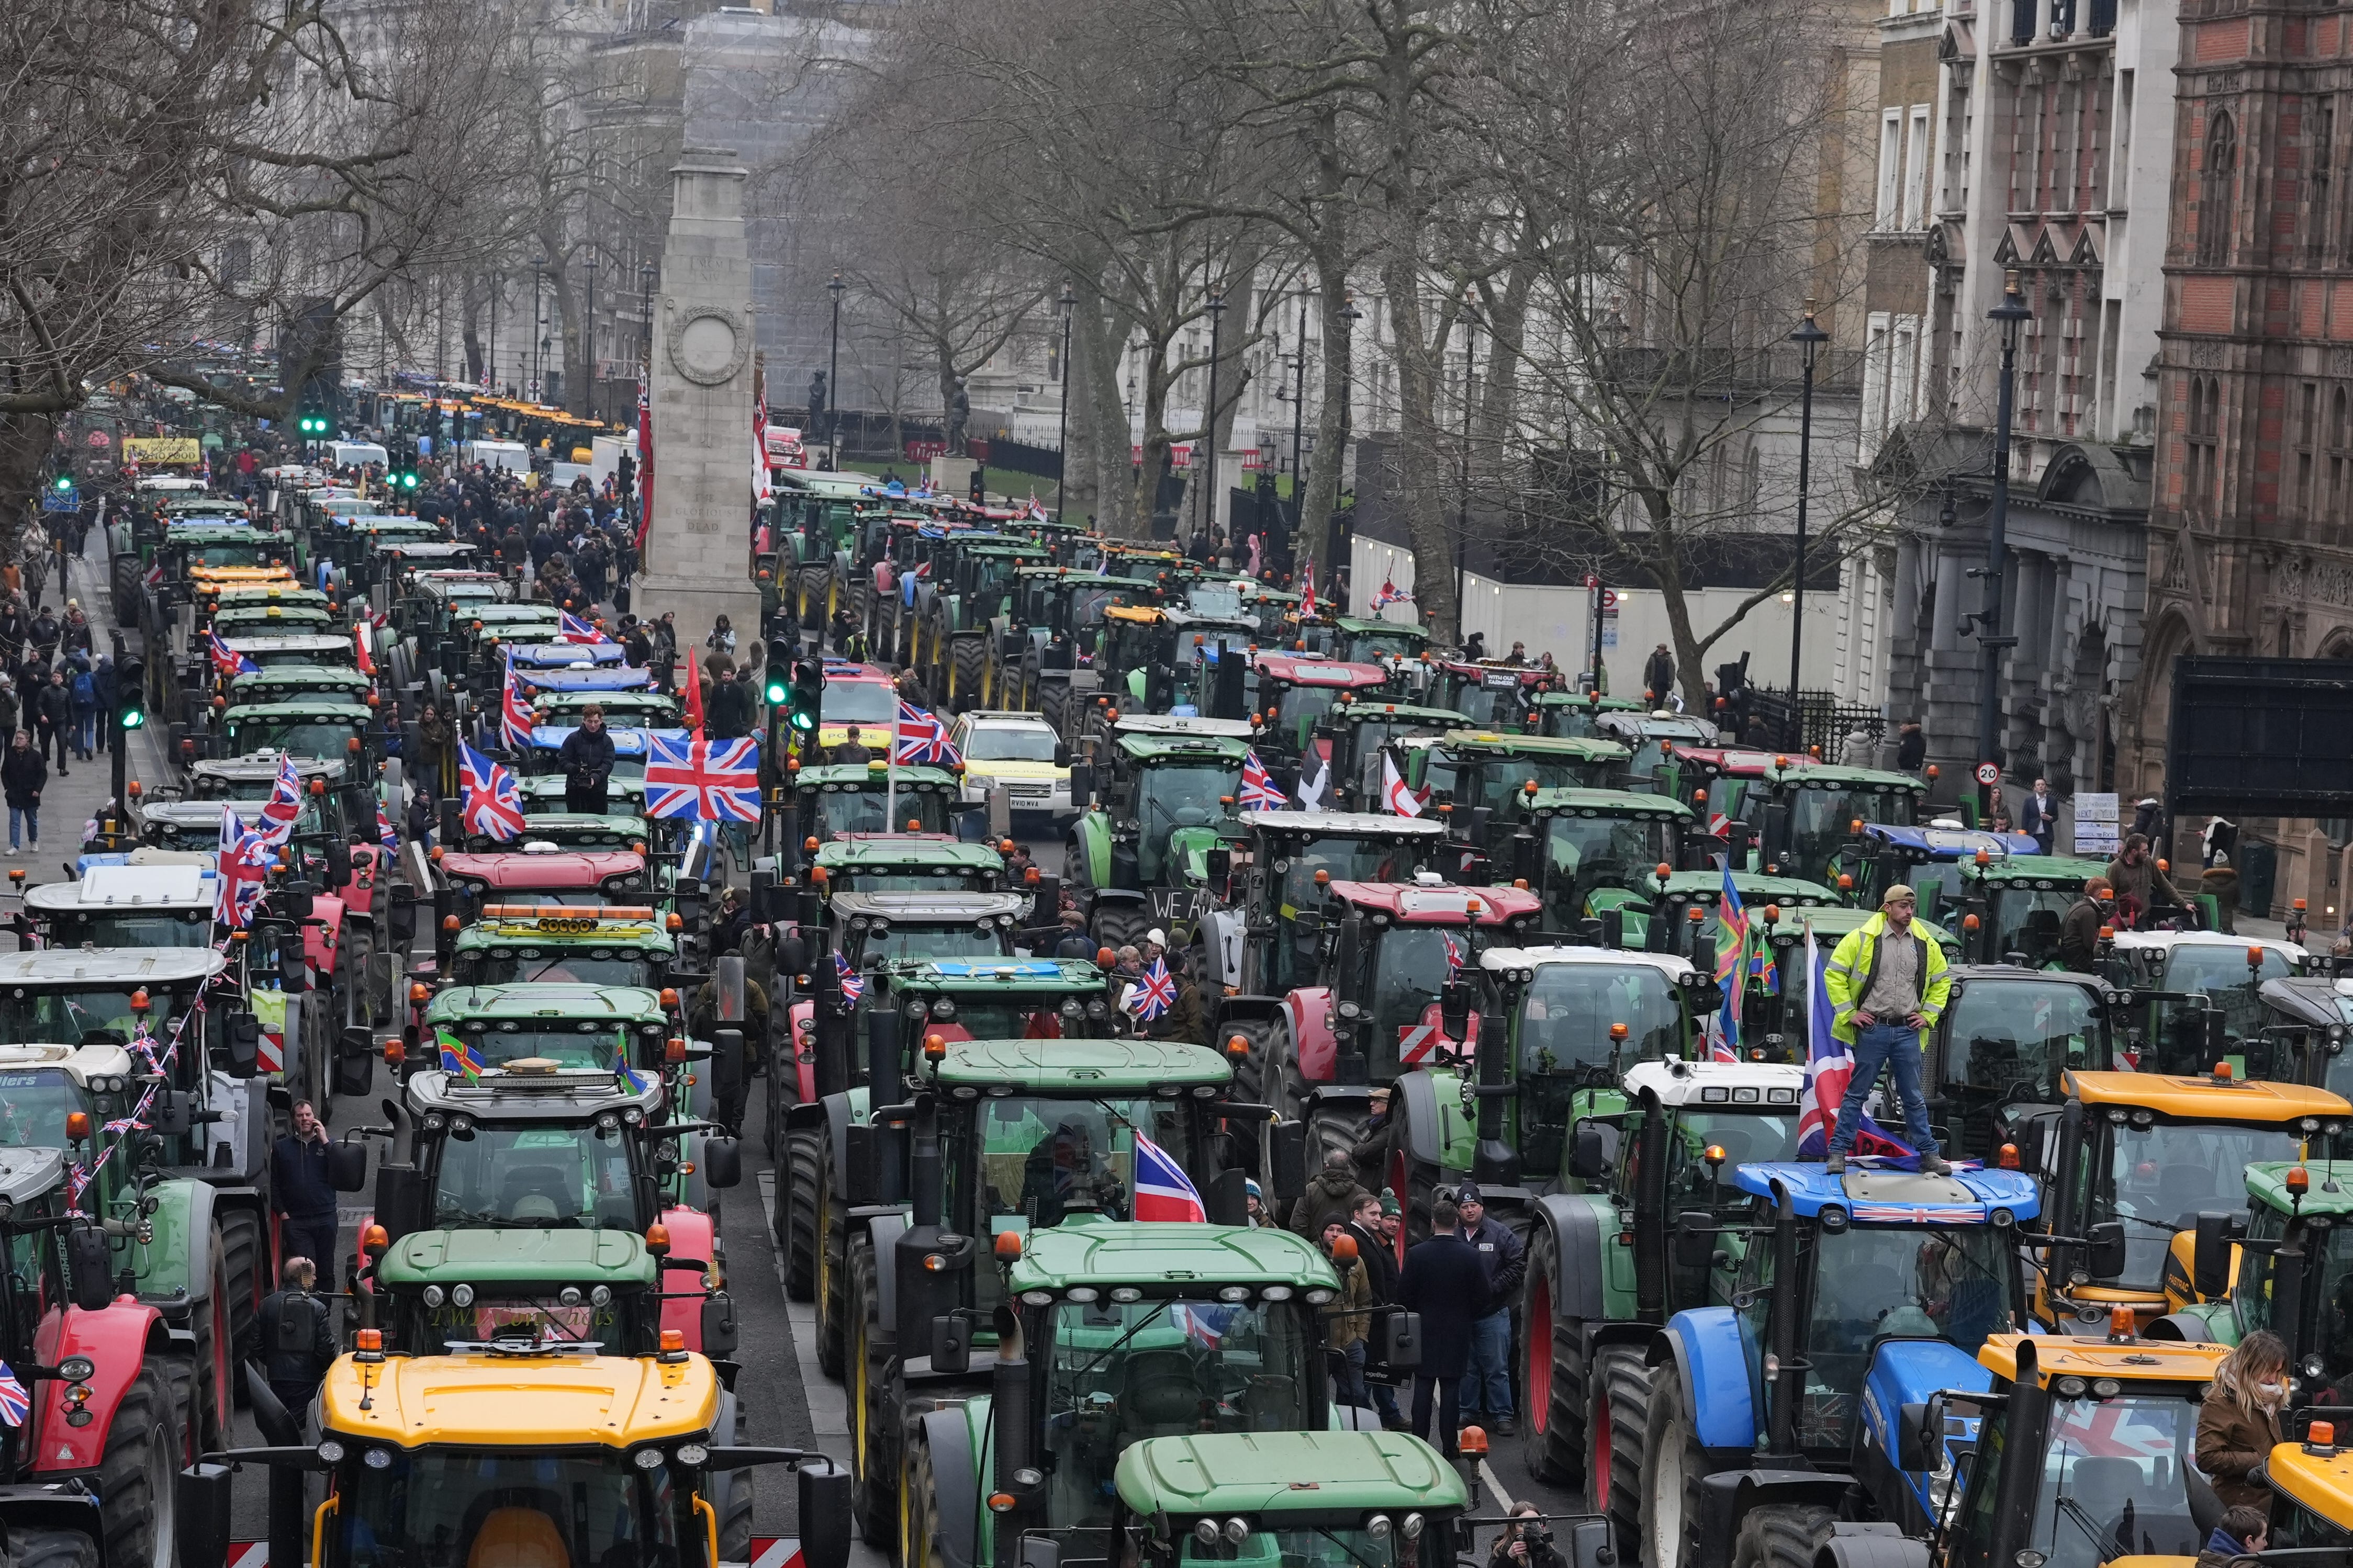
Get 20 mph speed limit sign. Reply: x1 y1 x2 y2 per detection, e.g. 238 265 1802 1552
1976 762 2001 785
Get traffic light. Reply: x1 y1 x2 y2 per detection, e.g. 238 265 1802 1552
115 655 145 731
764 638 792 705
788 659 824 741
52 473 72 493
294 397 337 439
397 467 420 491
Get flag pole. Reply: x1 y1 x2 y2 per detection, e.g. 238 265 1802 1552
885 709 899 829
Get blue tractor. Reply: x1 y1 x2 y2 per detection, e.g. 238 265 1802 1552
1634 1159 2043 1568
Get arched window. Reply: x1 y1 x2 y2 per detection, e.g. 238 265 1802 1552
2202 111 2238 265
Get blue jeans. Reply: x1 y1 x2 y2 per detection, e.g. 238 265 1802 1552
9 806 36 849
1828 1021 1940 1157
1456 1307 1514 1418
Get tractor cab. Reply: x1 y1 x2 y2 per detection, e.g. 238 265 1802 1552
418 985 677 1076
1851 822 2043 918
1522 788 1696 930
216 700 374 769
2105 932 2310 1076
1590 709 1719 791
806 837 1004 894
1243 655 1395 761
443 904 679 990
1329 615 1430 665
1927 966 2116 1158
519 725 687 785
792 761 960 840
1407 730 1632 850
1528 690 1648 740
1956 855 2115 966
1201 810 1448 995
1312 701 1470 810
826 891 1028 969
18 860 221 949
1424 659 1558 729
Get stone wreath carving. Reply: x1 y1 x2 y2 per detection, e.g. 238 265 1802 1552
666 303 750 387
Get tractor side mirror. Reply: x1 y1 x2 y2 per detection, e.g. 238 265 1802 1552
1673 1210 1716 1271
2193 1212 2238 1299
1896 1396 1943 1474
1206 848 1232 886
1570 1122 1609 1181
1023 1541 1063 1568
67 1225 114 1312
702 1292 739 1358
334 1029 374 1099
1070 764 1095 808
1205 1167 1247 1226
777 935 809 977
931 1313 971 1375
373 1164 426 1247
2083 1219 2128 1281
1439 979 1473 1042
799 1464 854 1568
1268 1120 1307 1202
1564 1519 1613 1568
326 1139 368 1192
177 1465 237 1568
152 1090 197 1137
1054 741 1071 769
324 833 354 889
1374 1309 1420 1372
703 1136 743 1190
223 1012 261 1077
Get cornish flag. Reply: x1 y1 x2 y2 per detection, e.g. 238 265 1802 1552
1131 1132 1207 1222
1239 749 1286 810
254 753 304 851
1794 917 1919 1166
0 1362 27 1427
835 952 866 1005
214 808 272 931
644 733 761 822
208 629 257 680
458 742 526 842
893 701 961 767
559 610 612 645
501 667 537 753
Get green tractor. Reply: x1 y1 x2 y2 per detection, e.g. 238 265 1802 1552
1067 729 1249 949
919 540 1047 708
2146 1158 2353 1382
365 1223 733 1359
1528 691 1649 740
1521 787 1698 931
1953 854 2114 965
776 470 882 625
797 835 1006 893
1517 1055 1807 1499
1192 809 1449 1006
789 759 964 841
1100 606 1265 717
1404 730 1634 868
981 565 1159 725
824 1034 1306 1548
1384 943 1716 1244
1312 701 1471 812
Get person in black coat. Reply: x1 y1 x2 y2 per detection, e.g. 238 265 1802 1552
707 667 757 741
249 1256 338 1414
2 730 43 855
1396 1198 1492 1456
1346 1190 1406 1428
558 705 617 815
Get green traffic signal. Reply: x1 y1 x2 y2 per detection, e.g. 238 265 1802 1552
53 475 71 492
399 471 419 490
120 707 145 731
788 706 815 734
765 672 790 704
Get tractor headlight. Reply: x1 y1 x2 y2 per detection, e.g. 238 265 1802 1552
1195 1522 1221 1547
422 1285 445 1307
364 1448 393 1470
1224 1519 1251 1545
634 1448 666 1471
451 1283 475 1307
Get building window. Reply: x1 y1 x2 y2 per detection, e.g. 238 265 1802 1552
2333 388 2350 517
2186 377 2220 516
2316 99 2338 267
1905 106 1932 227
2301 382 2320 516
1860 314 1892 461
2201 110 2237 266
1879 110 1904 227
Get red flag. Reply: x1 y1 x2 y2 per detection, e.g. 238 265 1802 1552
680 659 704 735
354 623 376 677
635 375 655 556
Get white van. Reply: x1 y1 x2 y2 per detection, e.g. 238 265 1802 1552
462 439 530 473
327 441 390 469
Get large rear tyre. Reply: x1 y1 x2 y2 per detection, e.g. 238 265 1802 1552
903 1427 947 1568
1039 683 1068 739
1090 901 1150 952
815 1150 847 1379
1641 1362 1711 1568
97 1364 178 1568
1519 1237 1582 1486
15 1531 99 1568
217 1206 267 1404
783 1127 822 1302
192 1227 231 1453
847 1235 899 1553
1590 1346 1649 1562
951 637 984 708
1729 1505 1837 1568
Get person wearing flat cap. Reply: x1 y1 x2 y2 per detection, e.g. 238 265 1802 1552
1821 884 1953 1175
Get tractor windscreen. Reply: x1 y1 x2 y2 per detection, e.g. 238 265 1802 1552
851 921 1012 965
2143 945 2298 1072
957 1092 1201 1230
455 945 660 988
2097 1121 2305 1289
1786 785 1910 885
1987 883 2079 968
1136 763 1241 883
430 1123 638 1228
0 1067 86 1148
1950 1391 2204 1568
1937 980 2104 1101
819 788 948 839
1516 963 1685 1074
1543 814 1675 915
1044 1294 1314 1532
443 1021 632 1070
63 909 217 949
225 718 362 762
0 988 189 1046
329 1446 681 1567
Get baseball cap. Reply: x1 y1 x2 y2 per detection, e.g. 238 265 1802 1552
1881 885 1917 906
1456 1181 1483 1205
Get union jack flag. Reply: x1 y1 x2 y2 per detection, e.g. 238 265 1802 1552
558 611 612 645
214 808 272 931
1851 1204 1987 1224
0 1362 27 1426
458 742 525 842
501 666 537 753
1370 579 1413 611
893 701 961 767
644 733 761 822
1238 749 1286 810
1795 916 1919 1166
253 753 303 851
208 629 256 680
836 952 866 1005
1132 1132 1206 1222
377 805 399 854
1298 557 1317 618
1133 958 1176 1024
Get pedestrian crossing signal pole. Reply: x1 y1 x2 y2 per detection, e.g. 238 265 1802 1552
111 634 143 810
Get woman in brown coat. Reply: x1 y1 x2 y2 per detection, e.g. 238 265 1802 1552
2197 1330 2288 1510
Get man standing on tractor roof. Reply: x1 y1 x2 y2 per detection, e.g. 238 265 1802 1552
1822 884 1953 1176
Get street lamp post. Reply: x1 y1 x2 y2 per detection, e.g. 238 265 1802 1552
1455 328 1476 634
1975 269 2035 819
531 257 545 400
1198 286 1228 544
1323 292 1362 593
1055 284 1075 520
1289 297 1306 543
584 253 597 420
1787 301 1829 747
826 273 846 462
487 280 498 391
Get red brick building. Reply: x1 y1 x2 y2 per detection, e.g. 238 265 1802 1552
2131 0 2353 912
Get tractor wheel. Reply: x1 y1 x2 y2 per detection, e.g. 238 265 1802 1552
1090 902 1150 952
1520 1233 1582 1486
14 1531 98 1568
1040 683 1067 738
191 1227 231 1453
814 1148 847 1380
111 558 138 622
1729 1505 1837 1568
217 1206 267 1398
848 1235 899 1553
953 637 984 707
720 1458 755 1563
97 1364 177 1568
1641 1361 1712 1568
1590 1346 1650 1564
903 1425 949 1568
783 1125 822 1302
1381 1103 1442 1247
156 1353 198 1483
